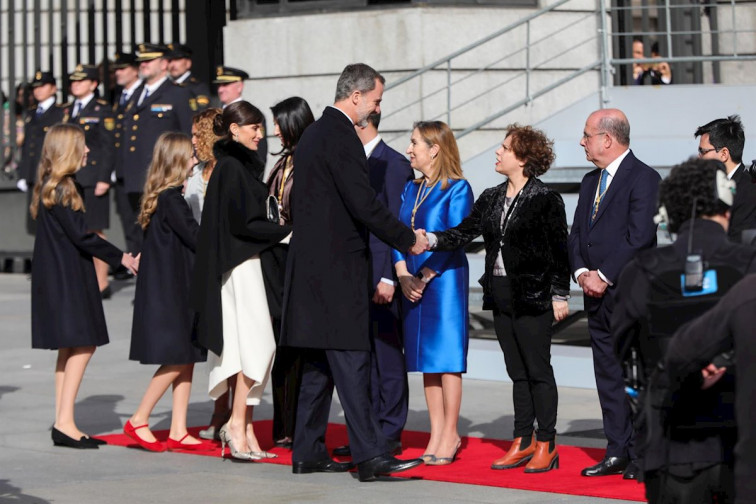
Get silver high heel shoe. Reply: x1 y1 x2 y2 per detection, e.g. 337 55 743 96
218 424 261 461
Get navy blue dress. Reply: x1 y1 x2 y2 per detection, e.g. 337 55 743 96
392 178 474 373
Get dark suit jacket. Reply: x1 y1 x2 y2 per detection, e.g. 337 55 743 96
435 177 570 314
112 88 140 180
179 72 211 112
368 140 414 316
19 103 65 183
728 163 756 242
120 79 193 193
62 98 115 187
281 107 416 351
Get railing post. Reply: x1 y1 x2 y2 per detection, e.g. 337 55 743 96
665 0 673 59
526 20 531 104
447 60 452 126
731 0 737 56
598 0 611 106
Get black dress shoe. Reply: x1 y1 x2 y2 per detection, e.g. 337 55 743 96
292 459 355 474
623 460 640 480
332 445 351 457
357 454 423 482
86 436 107 446
581 456 629 476
387 440 403 456
51 427 99 449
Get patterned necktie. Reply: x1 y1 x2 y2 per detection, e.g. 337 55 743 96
591 169 608 224
72 101 81 119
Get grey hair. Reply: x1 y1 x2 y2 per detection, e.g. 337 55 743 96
598 114 630 146
334 63 385 102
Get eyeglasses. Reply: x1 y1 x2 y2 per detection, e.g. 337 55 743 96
698 146 720 156
582 131 607 140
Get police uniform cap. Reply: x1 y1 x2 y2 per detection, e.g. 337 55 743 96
166 43 193 60
69 64 99 82
31 70 56 87
136 43 168 62
212 66 249 84
113 52 138 69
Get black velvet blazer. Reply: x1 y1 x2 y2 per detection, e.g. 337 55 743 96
435 177 569 314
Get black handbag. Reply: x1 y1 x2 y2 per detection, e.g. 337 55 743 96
266 194 281 224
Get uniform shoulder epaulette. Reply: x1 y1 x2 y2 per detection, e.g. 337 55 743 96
58 102 73 108
175 81 187 87
96 99 109 106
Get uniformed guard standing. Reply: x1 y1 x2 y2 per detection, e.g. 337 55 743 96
166 43 211 113
62 63 116 297
17 70 64 234
112 51 144 259
121 43 193 225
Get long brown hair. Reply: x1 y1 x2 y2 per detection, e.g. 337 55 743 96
138 132 193 229
30 123 86 219
412 121 464 190
192 107 222 170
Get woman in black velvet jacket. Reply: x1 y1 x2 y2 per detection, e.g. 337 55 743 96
431 124 569 473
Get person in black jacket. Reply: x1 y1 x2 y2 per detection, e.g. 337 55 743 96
191 101 291 460
428 124 569 473
29 124 138 449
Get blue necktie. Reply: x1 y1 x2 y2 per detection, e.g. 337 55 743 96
138 88 149 106
591 169 608 224
35 105 44 118
72 101 81 119
119 92 127 106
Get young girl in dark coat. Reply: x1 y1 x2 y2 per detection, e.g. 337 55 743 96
123 132 208 452
30 124 138 449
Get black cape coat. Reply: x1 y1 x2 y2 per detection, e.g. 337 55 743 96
280 107 416 351
191 139 291 356
130 187 205 364
31 183 123 349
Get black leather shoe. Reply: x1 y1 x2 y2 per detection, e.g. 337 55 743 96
332 445 351 457
623 460 640 480
51 427 99 449
387 440 403 456
581 456 629 476
292 459 354 474
357 455 423 482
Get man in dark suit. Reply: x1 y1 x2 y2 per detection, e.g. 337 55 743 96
568 108 660 478
17 70 64 233
695 115 755 243
120 43 193 232
166 43 211 112
332 112 414 458
281 63 427 482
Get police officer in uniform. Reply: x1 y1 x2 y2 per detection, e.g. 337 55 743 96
120 43 193 232
62 63 116 297
612 158 756 503
166 43 210 113
17 70 64 234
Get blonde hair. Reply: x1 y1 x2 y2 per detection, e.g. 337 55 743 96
412 121 464 190
30 123 86 219
192 107 222 167
138 132 193 229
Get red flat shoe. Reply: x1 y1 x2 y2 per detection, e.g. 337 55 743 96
167 433 213 452
123 420 166 452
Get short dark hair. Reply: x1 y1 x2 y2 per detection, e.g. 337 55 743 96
271 96 315 153
658 158 730 233
694 115 745 164
505 124 556 178
334 63 385 102
366 112 381 129
212 101 264 138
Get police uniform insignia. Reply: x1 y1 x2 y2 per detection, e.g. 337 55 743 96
197 95 210 106
75 64 84 72
104 117 115 131
189 98 198 111
217 66 224 76
35 71 42 80
95 105 100 112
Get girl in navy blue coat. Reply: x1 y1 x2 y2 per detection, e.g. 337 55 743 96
123 132 207 452
30 124 138 449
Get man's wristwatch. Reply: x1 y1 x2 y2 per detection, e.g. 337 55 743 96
415 272 431 284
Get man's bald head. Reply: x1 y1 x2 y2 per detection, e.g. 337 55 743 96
580 108 631 169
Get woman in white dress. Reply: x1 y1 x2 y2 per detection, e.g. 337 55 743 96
191 101 291 460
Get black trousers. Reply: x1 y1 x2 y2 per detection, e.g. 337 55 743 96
123 188 144 254
645 464 734 504
271 319 303 442
293 348 387 465
491 276 558 441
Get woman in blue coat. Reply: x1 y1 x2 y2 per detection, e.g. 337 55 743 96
393 121 473 466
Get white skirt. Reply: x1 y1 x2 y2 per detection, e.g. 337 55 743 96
207 255 276 406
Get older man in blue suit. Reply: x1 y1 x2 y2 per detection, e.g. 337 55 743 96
568 108 660 479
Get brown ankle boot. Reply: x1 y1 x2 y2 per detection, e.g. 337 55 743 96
491 435 536 469
524 440 559 473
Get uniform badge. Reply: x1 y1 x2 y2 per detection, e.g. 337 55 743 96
197 95 210 106
189 98 197 111
104 118 115 131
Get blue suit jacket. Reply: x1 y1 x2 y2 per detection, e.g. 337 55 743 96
568 150 661 311
367 140 414 307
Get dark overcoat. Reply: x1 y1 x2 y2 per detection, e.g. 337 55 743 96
130 187 204 364
62 98 115 187
31 182 123 349
728 163 756 242
19 104 65 183
280 107 416 351
191 139 291 356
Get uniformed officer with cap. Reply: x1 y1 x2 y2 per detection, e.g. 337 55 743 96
112 51 144 258
17 70 65 233
120 43 193 238
166 43 210 112
62 63 116 296
213 65 267 167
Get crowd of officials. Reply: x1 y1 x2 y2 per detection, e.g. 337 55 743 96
17 40 756 501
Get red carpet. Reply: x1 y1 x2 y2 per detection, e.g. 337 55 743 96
99 420 644 501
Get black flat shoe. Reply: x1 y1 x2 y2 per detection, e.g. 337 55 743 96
86 436 107 446
292 459 354 474
581 456 629 476
357 454 423 482
52 427 99 449
623 460 640 480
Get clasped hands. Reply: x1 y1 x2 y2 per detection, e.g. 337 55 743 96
121 252 140 276
578 270 608 298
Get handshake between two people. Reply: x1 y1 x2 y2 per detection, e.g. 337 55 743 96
409 228 431 255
